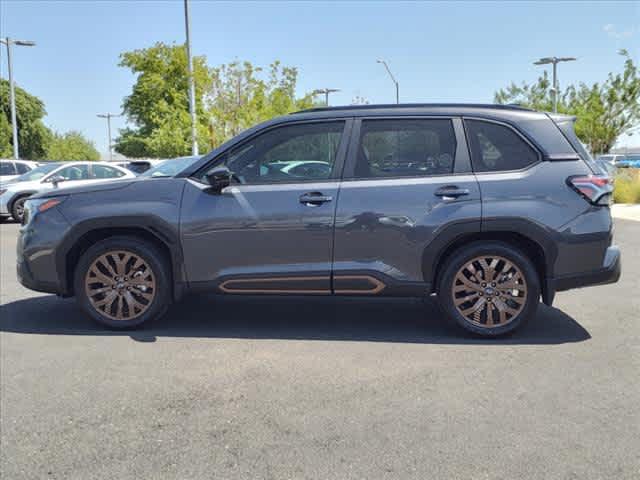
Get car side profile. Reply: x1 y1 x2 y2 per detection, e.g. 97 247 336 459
0 159 39 183
1 161 135 222
17 104 621 336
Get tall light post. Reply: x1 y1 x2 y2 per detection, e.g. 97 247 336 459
377 59 399 104
312 88 340 106
533 56 577 113
1 37 36 159
184 0 198 155
97 113 121 161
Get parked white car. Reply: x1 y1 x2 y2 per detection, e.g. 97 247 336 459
0 161 135 222
0 159 39 183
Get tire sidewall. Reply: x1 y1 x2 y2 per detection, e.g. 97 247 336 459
11 195 29 222
438 242 540 337
74 236 171 329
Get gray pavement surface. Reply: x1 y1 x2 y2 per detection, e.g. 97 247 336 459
1 219 639 479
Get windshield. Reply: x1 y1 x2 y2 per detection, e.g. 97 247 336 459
140 156 200 178
9 163 61 182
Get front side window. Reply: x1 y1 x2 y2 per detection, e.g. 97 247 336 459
465 120 539 172
352 119 457 178
0 161 16 175
92 165 126 179
207 122 344 184
52 164 90 181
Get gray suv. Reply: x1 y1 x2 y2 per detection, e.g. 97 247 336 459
17 104 621 336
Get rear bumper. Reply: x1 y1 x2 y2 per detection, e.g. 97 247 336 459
544 245 621 304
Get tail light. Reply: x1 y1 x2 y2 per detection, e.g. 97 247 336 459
567 175 613 206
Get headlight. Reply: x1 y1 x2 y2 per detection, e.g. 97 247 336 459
0 189 7 196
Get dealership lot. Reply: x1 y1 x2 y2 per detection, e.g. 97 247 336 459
1 219 639 479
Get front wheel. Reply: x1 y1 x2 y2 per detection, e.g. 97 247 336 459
437 242 540 337
11 195 30 223
74 236 172 328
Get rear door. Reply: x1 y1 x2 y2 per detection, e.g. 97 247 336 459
332 116 482 295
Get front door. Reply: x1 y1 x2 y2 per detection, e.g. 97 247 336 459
332 117 482 295
181 120 350 294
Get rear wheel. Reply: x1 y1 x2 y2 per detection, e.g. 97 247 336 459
74 236 171 328
437 242 540 337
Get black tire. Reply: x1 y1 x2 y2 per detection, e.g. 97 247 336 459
10 195 30 223
436 241 540 337
74 236 172 329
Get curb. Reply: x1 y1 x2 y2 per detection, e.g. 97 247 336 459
611 204 640 222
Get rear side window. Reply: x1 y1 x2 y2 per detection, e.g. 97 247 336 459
16 162 31 174
353 119 457 178
92 165 126 179
465 120 539 172
0 161 16 175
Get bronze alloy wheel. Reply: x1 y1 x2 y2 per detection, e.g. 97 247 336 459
84 250 156 321
451 255 528 328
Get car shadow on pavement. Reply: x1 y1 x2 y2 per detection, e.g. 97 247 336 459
0 293 590 345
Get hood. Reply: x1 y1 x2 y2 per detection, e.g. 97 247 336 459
2 179 41 191
30 178 139 199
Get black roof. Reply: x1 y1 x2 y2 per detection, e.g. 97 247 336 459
293 103 533 115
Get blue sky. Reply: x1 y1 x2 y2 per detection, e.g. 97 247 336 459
1 0 638 154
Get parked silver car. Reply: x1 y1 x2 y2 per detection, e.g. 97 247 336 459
0 159 39 183
0 161 135 222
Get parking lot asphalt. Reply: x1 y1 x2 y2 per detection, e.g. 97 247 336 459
1 219 639 479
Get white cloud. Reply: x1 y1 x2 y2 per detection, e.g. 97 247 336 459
603 23 637 39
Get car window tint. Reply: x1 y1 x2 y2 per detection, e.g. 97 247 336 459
353 119 457 178
465 120 539 172
216 122 344 184
15 162 31 174
93 165 126 179
0 161 16 175
55 164 90 181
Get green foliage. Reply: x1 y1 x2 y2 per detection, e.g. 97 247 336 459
614 169 640 204
0 79 52 159
115 42 211 158
46 130 100 161
495 50 640 154
208 60 313 145
115 42 314 157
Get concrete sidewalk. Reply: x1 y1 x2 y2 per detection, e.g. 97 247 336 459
611 204 640 222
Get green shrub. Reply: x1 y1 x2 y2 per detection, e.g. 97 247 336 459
614 169 640 204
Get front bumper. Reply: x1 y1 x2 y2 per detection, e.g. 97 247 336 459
547 245 621 298
16 204 71 296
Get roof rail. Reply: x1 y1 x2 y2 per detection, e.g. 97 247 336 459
292 103 534 114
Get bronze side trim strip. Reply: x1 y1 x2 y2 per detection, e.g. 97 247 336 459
219 276 330 294
333 275 386 294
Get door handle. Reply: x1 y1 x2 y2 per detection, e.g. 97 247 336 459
434 186 470 200
299 192 333 206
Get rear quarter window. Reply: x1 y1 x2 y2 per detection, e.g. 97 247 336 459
465 120 539 172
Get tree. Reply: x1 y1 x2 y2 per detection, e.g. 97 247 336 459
206 60 314 145
495 50 640 154
115 42 211 158
46 131 100 161
0 79 52 159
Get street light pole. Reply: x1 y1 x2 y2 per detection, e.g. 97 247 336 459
377 59 399 104
1 37 36 159
312 88 340 106
533 56 577 113
184 0 198 156
97 113 121 161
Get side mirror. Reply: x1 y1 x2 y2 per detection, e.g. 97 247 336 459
48 175 66 187
204 166 232 193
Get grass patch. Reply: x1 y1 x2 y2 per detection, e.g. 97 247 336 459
614 168 640 204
